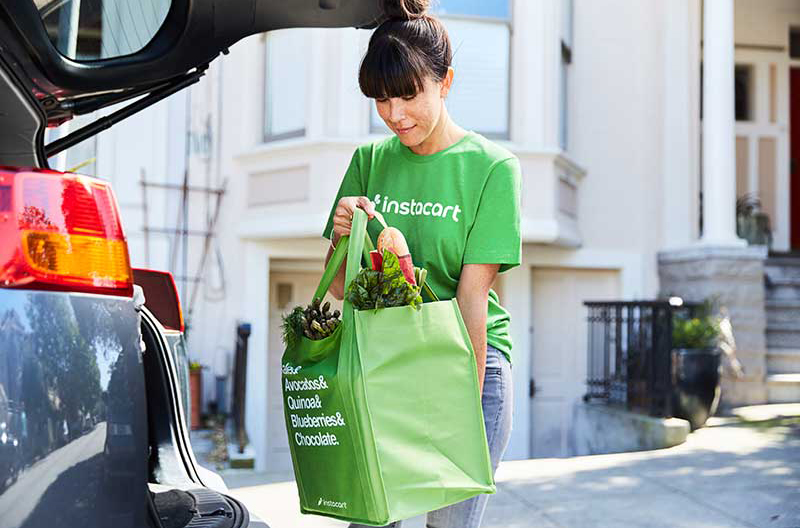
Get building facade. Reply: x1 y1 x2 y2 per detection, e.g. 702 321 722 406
56 0 800 471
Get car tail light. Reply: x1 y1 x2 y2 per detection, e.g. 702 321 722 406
132 268 184 332
0 167 132 297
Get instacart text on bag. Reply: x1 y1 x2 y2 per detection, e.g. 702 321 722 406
318 497 347 510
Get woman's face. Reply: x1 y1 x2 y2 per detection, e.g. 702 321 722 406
374 72 452 147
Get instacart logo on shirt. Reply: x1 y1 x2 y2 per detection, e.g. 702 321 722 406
374 194 462 222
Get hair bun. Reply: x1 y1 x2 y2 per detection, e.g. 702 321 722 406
383 0 430 20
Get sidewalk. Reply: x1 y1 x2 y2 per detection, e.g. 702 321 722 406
212 404 800 528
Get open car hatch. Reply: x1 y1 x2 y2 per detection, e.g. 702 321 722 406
0 0 384 167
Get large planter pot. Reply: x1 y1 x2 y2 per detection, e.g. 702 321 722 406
736 213 771 246
189 368 202 430
671 348 722 430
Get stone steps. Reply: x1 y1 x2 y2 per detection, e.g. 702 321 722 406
764 276 800 300
765 299 800 327
765 257 800 277
764 258 800 403
765 325 800 349
766 374 800 403
764 258 800 301
766 348 800 374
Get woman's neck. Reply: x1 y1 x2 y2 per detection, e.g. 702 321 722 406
409 105 468 156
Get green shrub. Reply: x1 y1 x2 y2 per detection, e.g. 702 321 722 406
672 314 720 349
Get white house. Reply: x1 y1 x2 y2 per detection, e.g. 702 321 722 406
57 0 800 471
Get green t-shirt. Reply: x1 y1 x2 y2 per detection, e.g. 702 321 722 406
323 131 522 361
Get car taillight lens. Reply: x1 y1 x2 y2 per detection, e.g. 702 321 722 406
132 268 185 332
0 167 132 297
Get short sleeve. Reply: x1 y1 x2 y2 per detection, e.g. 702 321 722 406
322 149 366 240
463 157 522 273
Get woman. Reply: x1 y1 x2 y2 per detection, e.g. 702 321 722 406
322 1 521 526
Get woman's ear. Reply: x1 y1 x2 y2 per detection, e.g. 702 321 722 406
440 67 455 98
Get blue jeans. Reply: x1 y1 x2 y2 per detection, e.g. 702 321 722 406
349 344 514 528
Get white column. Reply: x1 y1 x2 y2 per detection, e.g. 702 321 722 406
510 0 559 149
699 0 746 247
660 0 697 250
243 241 269 471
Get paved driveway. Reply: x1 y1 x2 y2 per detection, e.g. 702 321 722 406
220 405 800 528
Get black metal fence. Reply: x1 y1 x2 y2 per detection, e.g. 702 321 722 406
583 300 699 416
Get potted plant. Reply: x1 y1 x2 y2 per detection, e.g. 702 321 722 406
671 302 723 430
736 193 772 247
189 361 203 430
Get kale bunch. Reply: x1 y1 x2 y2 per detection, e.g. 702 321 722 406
345 250 422 311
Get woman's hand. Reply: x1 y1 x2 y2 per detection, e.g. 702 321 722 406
325 196 376 300
331 196 377 244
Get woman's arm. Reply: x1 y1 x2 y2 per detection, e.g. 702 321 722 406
456 263 500 393
324 196 376 300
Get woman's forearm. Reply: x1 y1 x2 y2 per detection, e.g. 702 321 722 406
456 263 500 393
457 291 489 392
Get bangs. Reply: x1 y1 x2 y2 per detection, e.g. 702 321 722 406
359 36 429 99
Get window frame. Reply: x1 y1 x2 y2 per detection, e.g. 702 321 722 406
263 30 308 143
559 0 574 152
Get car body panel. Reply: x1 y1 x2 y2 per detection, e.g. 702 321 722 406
0 289 148 528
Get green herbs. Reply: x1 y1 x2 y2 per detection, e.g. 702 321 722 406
281 306 305 348
345 250 423 311
281 251 424 346
281 298 341 346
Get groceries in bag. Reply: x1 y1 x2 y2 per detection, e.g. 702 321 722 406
346 249 423 311
280 210 495 525
281 298 342 347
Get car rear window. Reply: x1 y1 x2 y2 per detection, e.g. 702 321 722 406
34 0 171 60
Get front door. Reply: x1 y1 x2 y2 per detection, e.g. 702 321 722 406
266 271 328 472
529 268 620 458
791 68 800 249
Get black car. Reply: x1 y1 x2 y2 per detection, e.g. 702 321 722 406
0 1 383 527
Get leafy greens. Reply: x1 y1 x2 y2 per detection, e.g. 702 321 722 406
345 250 423 311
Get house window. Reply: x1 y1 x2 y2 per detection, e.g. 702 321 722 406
735 64 753 121
370 0 512 139
560 0 574 151
791 27 800 59
264 29 309 141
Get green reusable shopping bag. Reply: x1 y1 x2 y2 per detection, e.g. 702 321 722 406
281 209 495 526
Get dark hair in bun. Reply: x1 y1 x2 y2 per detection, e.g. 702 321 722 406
382 0 430 20
359 0 452 99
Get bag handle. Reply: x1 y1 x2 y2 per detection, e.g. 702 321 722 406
422 278 439 303
313 209 440 303
345 208 369 295
313 234 349 302
312 235 368 303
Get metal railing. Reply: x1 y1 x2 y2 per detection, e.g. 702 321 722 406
583 300 699 416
